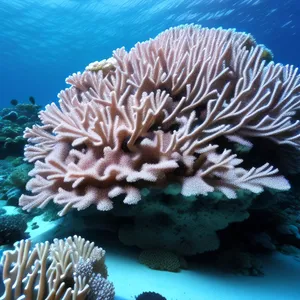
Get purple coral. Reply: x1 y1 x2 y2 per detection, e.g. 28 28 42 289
19 25 300 215
88 273 115 300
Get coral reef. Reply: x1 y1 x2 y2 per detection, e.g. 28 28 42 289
0 235 114 300
0 103 41 159
0 158 33 206
19 25 300 216
7 163 32 189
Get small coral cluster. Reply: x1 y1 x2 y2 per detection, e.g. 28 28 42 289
135 292 167 300
0 158 32 206
138 249 183 272
0 235 114 300
0 213 28 246
19 25 299 216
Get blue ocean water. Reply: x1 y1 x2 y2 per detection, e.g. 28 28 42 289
0 0 299 108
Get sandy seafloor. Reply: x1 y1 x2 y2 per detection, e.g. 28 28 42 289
106 241 300 300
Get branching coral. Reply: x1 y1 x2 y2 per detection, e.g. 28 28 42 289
19 25 300 215
0 235 114 300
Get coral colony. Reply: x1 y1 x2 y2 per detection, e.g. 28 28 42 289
0 235 115 299
20 25 299 215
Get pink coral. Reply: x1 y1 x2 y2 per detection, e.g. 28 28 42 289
20 25 300 215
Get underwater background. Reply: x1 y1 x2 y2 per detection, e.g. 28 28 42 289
0 0 300 108
0 1 300 300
